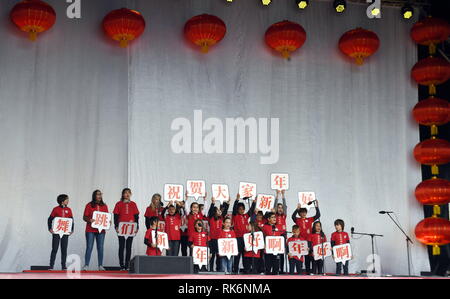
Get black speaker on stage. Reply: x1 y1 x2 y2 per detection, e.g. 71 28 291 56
129 256 194 274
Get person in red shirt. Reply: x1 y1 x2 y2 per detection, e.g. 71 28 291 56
287 225 307 275
207 196 230 272
113 188 140 270
243 221 263 274
331 219 350 275
308 221 327 275
189 219 210 273
275 189 288 274
144 194 164 228
185 191 208 255
82 190 109 271
291 200 320 274
144 216 163 256
254 211 266 230
163 201 183 256
48 194 73 270
218 217 236 274
262 212 285 275
231 193 256 274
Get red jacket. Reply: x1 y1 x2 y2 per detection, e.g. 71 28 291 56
145 228 163 256
287 236 306 262
189 231 210 247
232 213 250 238
262 223 284 237
83 203 109 233
113 201 139 223
276 214 287 234
165 213 181 241
294 217 315 238
331 231 350 246
218 229 236 239
144 206 164 221
187 212 206 237
308 233 327 247
209 216 224 239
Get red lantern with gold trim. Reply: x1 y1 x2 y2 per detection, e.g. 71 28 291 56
264 20 306 59
102 8 146 48
415 216 450 255
415 177 450 206
411 17 450 55
10 0 56 41
412 96 450 135
184 14 226 53
413 137 450 175
338 28 380 65
411 56 450 95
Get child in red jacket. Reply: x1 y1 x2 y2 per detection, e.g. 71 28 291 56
262 212 285 275
331 219 350 275
218 217 236 274
287 225 307 275
144 216 163 256
163 201 183 256
308 221 327 275
207 197 230 272
243 221 263 274
189 219 210 272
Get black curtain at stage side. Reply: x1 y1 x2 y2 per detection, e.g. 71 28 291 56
418 0 450 276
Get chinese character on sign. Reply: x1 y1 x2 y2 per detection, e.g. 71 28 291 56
243 231 265 254
313 242 332 260
239 182 257 200
91 211 111 233
212 184 229 204
288 240 309 258
271 173 289 191
186 180 206 201
164 184 184 202
298 192 316 210
333 243 352 263
117 222 138 238
52 217 73 238
265 236 285 255
152 231 169 251
256 194 275 214
218 238 238 259
193 246 209 266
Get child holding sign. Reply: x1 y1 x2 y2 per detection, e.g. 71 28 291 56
262 212 285 275
113 188 140 271
291 200 320 274
208 197 230 272
189 219 210 273
275 190 287 274
232 194 256 274
48 194 74 270
82 190 109 271
331 219 350 275
243 221 263 274
163 201 183 256
144 193 164 228
308 221 327 275
218 217 236 273
287 225 306 275
144 216 162 256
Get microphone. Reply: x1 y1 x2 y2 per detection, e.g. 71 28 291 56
307 200 318 205
351 227 354 235
379 211 393 214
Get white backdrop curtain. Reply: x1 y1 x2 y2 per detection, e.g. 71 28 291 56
0 0 429 275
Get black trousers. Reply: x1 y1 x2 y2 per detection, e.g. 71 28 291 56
180 235 189 256
50 234 68 268
232 237 245 273
336 261 349 275
289 258 303 275
312 259 324 274
167 240 180 256
304 255 313 274
279 254 285 273
118 236 133 268
265 253 281 275
243 257 261 274
209 239 221 271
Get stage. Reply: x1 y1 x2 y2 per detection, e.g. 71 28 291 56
0 270 446 279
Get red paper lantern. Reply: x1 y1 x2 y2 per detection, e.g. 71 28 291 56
265 20 306 59
415 177 450 206
412 96 450 135
102 8 146 48
411 17 450 55
411 56 450 95
184 14 226 53
338 28 380 65
415 216 450 255
10 0 56 41
413 137 450 166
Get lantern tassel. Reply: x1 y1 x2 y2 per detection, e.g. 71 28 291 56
432 245 441 255
200 43 210 54
355 56 364 66
119 39 129 48
281 49 291 60
431 165 439 175
433 205 441 216
431 125 438 136
28 30 37 41
428 43 436 56
429 84 436 95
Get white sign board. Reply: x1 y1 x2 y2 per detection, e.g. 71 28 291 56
151 230 170 251
52 217 73 238
193 246 209 267
164 184 184 202
271 173 289 190
239 182 257 200
243 231 265 254
288 240 309 258
91 211 112 233
212 184 229 204
313 242 332 260
298 192 316 210
265 236 285 255
117 222 138 238
186 180 206 201
333 243 352 263
218 238 239 259
256 194 275 214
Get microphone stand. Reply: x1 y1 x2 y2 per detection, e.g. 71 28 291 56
311 200 326 276
352 230 383 274
381 212 414 276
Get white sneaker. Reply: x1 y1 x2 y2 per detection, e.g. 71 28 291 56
82 265 89 271
98 266 106 271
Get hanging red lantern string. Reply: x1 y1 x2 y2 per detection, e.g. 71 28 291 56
338 28 379 65
412 96 450 136
184 14 227 53
264 20 306 59
415 216 450 255
10 0 56 41
411 56 450 95
102 8 146 48
413 137 450 176
415 177 450 216
411 16 450 55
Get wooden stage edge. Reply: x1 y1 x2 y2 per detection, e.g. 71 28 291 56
0 271 445 279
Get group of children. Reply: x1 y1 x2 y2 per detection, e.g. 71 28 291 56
47 189 350 275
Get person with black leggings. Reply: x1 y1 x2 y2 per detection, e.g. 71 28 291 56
48 194 73 270
113 188 140 270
